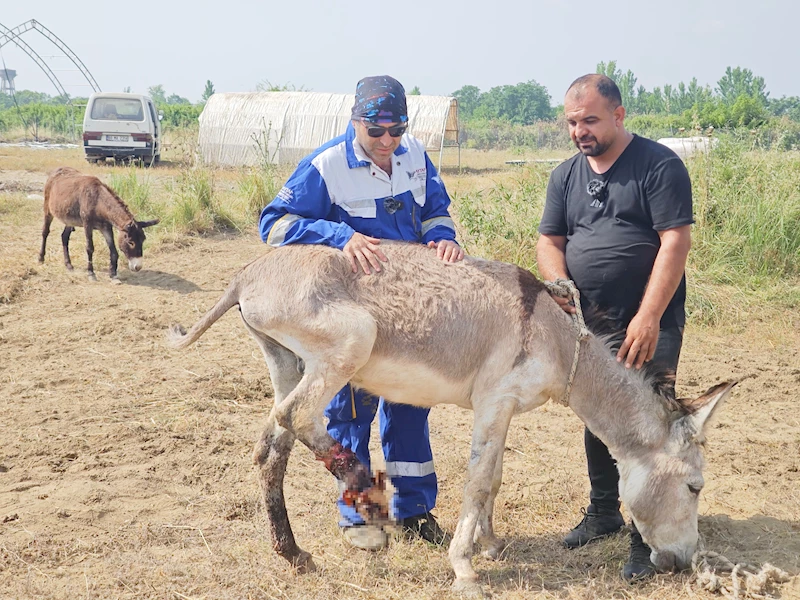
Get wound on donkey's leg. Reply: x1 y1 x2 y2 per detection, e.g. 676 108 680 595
316 443 389 521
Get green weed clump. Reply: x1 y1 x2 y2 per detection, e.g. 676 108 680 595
108 168 158 220
165 168 238 233
238 166 282 218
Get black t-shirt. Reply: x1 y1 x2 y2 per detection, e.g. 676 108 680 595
538 135 694 328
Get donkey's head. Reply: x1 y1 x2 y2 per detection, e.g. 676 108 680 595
616 381 735 573
119 219 159 271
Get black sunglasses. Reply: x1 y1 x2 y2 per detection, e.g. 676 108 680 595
363 121 407 138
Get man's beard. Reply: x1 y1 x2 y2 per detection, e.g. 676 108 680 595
575 136 612 157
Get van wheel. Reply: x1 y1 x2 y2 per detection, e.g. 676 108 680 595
154 154 161 165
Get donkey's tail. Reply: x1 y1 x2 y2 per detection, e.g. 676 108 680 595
168 281 241 349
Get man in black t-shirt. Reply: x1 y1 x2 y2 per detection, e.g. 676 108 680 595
537 74 693 581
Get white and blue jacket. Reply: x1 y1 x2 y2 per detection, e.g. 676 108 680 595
259 123 457 248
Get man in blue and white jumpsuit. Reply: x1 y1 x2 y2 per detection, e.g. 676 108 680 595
259 76 463 551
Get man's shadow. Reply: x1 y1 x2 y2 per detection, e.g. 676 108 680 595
117 270 203 294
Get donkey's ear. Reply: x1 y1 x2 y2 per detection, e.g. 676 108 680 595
678 381 736 441
138 219 160 228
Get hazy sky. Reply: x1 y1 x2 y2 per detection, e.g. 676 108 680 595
1 1 795 104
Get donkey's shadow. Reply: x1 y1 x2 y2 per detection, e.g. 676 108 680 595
476 514 799 595
117 270 202 294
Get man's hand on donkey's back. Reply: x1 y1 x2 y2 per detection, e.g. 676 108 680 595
343 232 389 275
428 239 464 263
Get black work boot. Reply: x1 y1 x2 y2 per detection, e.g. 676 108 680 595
563 504 625 549
622 525 656 581
401 512 451 547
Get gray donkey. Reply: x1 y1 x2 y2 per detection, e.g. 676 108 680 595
168 242 733 598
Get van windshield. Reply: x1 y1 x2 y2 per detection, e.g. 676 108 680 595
90 98 145 122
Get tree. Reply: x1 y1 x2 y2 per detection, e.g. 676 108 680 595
716 67 768 106
595 61 637 111
617 70 638 112
408 86 421 95
769 95 800 121
451 85 481 120
472 80 553 125
202 80 215 103
148 84 166 104
730 94 767 127
596 60 622 82
166 93 191 105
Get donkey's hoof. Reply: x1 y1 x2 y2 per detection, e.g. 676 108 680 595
66 264 74 271
110 277 122 286
87 273 97 281
480 539 506 560
452 578 486 598
293 551 316 574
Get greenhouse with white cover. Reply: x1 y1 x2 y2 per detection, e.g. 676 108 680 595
197 92 460 169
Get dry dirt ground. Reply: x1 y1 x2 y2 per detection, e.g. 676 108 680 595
0 159 798 600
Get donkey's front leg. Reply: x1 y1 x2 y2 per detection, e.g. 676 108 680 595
83 225 97 281
474 420 510 560
99 224 119 280
449 401 516 599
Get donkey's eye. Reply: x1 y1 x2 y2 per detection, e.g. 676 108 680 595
688 484 703 496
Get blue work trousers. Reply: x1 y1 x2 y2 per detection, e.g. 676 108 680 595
324 384 437 526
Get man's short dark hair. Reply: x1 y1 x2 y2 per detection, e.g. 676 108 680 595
567 74 622 109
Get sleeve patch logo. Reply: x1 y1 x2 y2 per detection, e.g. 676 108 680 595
277 186 294 203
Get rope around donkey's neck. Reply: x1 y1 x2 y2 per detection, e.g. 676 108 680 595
692 549 792 599
543 279 590 405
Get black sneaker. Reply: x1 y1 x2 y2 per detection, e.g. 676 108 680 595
622 526 656 581
401 512 451 546
563 504 625 549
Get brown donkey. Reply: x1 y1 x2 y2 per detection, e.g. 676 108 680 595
168 242 734 598
39 167 159 281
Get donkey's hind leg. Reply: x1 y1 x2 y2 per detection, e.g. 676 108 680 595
246 327 314 571
39 213 53 264
60 226 75 271
82 225 97 281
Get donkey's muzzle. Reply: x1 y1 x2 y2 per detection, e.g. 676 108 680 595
128 257 143 272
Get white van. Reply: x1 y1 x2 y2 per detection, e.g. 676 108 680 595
83 92 162 165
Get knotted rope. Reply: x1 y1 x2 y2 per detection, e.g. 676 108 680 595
544 279 590 405
692 549 792 599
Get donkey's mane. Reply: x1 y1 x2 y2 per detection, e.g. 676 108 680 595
101 182 136 224
582 304 683 412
